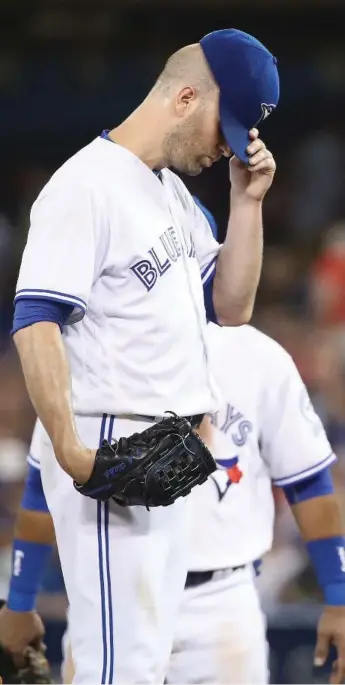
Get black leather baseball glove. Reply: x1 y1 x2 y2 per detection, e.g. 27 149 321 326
74 413 216 508
0 644 53 684
0 599 53 684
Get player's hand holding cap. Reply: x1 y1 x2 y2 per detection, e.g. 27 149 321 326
200 29 280 164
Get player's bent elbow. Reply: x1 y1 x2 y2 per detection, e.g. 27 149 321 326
215 302 254 327
212 282 255 325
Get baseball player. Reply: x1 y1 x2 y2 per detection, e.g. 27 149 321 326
1 318 345 685
167 323 345 685
10 28 279 683
166 200 345 685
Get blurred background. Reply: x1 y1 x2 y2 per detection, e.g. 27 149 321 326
1 0 345 682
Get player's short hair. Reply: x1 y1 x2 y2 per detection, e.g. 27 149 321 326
154 44 217 98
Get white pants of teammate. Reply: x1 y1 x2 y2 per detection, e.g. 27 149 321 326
35 414 190 684
167 565 269 684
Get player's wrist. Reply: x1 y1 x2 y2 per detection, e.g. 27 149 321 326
7 589 36 613
306 536 345 606
54 437 95 482
7 539 53 612
230 190 263 208
62 445 95 483
324 583 345 606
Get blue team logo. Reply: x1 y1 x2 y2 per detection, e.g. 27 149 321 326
130 227 196 292
259 103 276 122
212 456 243 501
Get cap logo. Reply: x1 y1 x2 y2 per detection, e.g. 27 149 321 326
259 103 275 122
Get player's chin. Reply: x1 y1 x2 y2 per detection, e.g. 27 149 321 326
182 161 204 177
173 157 203 176
191 155 217 175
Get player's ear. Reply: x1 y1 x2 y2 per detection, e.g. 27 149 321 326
175 86 197 117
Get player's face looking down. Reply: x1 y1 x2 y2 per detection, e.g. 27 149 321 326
162 86 231 176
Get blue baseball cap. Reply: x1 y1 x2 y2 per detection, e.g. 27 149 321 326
200 29 279 163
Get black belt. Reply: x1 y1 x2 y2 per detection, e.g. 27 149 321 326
184 414 205 429
185 566 245 589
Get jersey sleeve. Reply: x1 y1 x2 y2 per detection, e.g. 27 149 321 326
15 181 103 325
260 350 336 486
27 452 41 471
191 199 221 286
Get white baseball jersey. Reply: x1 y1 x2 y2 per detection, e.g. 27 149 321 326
189 323 336 571
15 135 220 417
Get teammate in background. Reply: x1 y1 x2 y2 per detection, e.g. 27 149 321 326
10 29 279 683
167 323 345 684
165 199 345 685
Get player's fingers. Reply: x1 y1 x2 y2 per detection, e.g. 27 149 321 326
329 657 345 685
247 155 276 173
248 149 269 167
247 138 265 156
314 631 330 668
330 638 345 684
248 127 259 139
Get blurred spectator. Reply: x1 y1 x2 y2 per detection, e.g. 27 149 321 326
288 126 345 241
309 221 345 328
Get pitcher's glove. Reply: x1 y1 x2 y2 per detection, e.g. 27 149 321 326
0 644 53 684
74 413 217 508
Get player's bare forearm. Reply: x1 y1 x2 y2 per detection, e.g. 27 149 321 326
212 130 275 326
14 323 93 481
291 492 345 684
291 493 344 542
213 195 263 325
15 507 55 546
